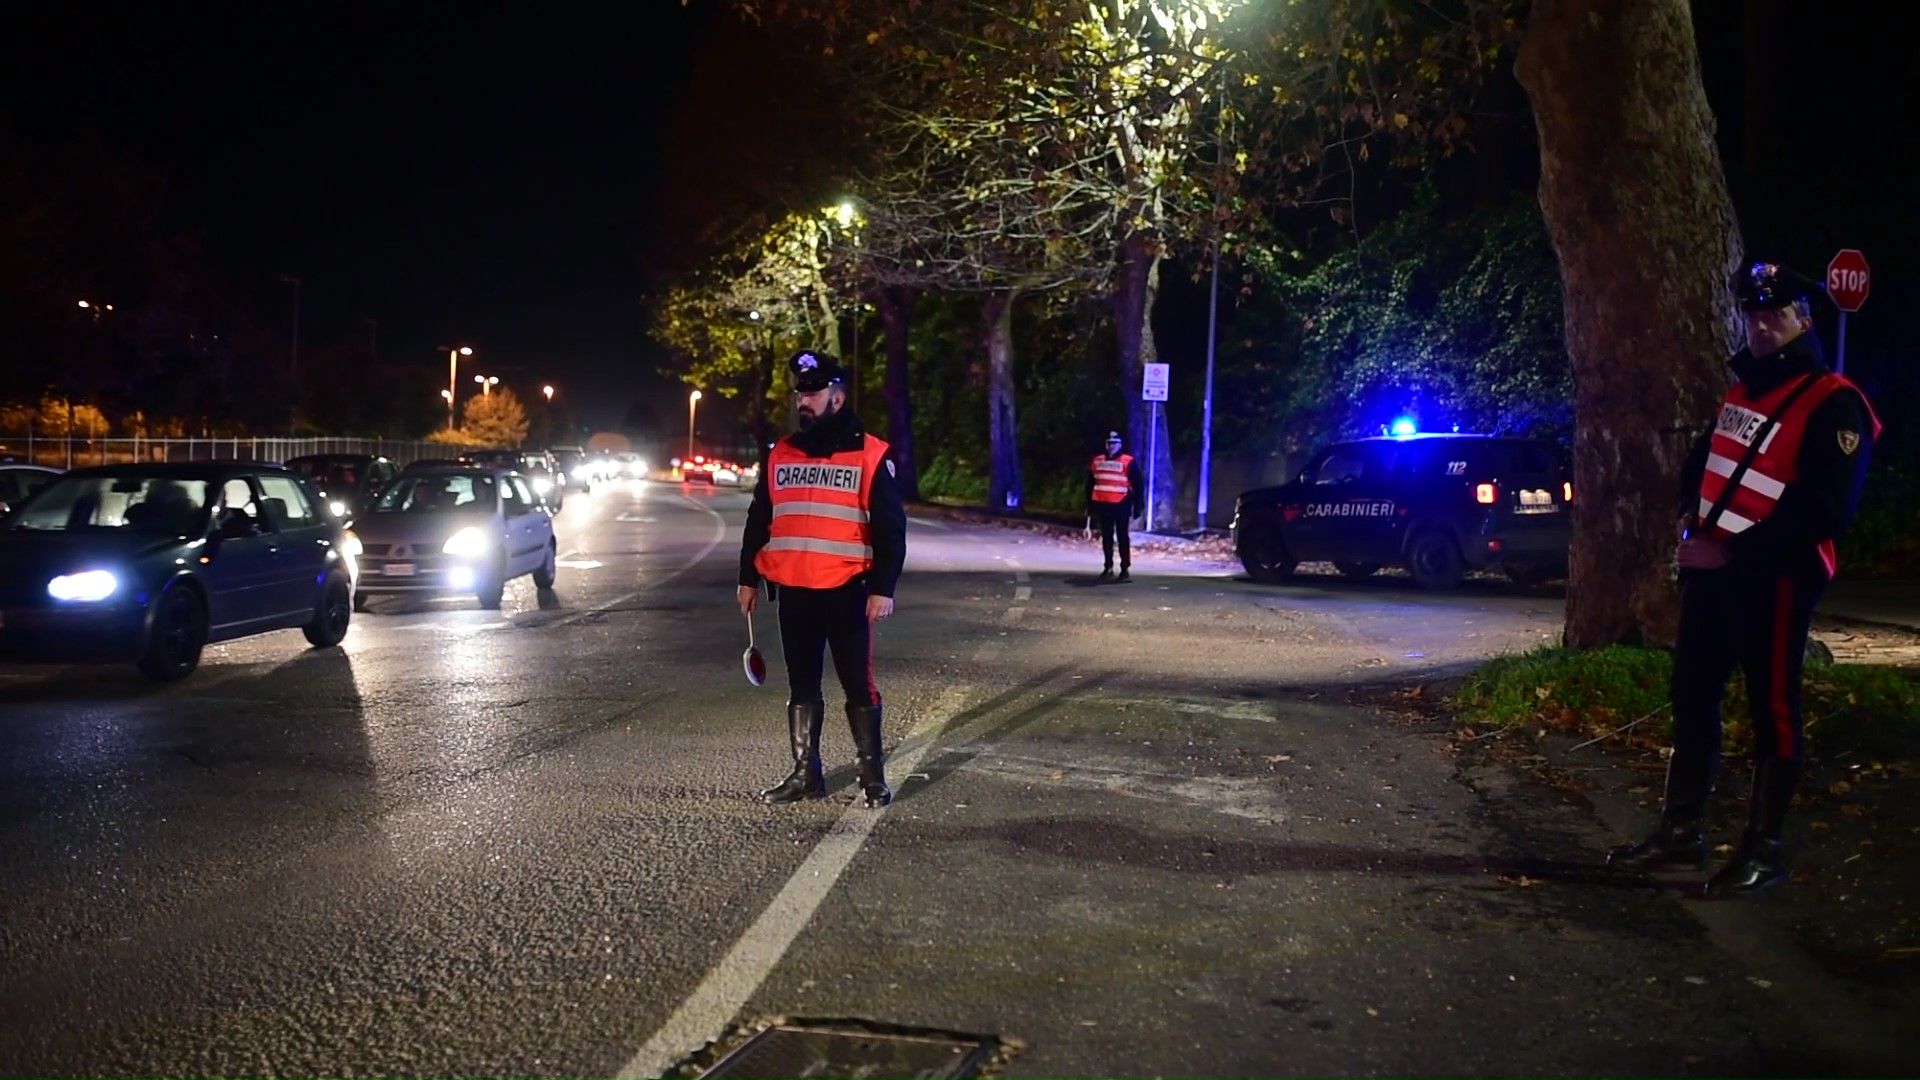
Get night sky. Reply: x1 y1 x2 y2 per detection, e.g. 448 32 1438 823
3 3 1911 437
0 2 826 434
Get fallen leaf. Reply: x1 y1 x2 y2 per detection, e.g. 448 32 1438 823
1684 976 1708 986
1534 686 1553 701
1495 874 1544 888
1714 843 1736 855
1830 780 1854 795
1747 977 1773 989
1049 770 1066 781
1840 804 1868 818
1266 754 1293 764
1810 821 1832 831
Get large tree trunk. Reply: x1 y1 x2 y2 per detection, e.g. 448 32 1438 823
876 285 921 501
1517 0 1743 648
749 343 775 466
1112 232 1176 531
983 288 1024 512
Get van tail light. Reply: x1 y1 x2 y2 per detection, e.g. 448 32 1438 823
1475 483 1498 505
1563 481 1574 502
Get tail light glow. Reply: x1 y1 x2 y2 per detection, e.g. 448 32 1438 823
1475 483 1498 505
1563 481 1574 502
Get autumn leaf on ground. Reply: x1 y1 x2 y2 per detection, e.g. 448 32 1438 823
1495 874 1544 888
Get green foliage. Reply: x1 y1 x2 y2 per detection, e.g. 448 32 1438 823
918 453 989 504
1455 645 1920 759
1235 189 1569 454
462 388 529 449
1836 464 1920 577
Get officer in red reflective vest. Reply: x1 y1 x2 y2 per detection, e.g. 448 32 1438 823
739 351 907 808
1610 262 1879 896
1086 430 1144 582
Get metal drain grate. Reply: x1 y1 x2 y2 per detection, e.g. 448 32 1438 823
695 1019 1003 1079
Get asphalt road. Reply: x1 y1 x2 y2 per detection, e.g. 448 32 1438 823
1 480 1910 1076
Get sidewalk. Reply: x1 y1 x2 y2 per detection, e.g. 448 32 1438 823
1823 579 1920 632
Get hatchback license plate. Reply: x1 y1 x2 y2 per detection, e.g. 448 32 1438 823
383 563 416 577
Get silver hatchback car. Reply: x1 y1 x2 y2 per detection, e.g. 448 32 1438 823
346 467 556 610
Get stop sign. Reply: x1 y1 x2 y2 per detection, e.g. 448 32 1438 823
1827 249 1871 312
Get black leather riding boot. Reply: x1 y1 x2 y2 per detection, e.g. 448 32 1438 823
1607 757 1709 871
846 702 892 808
761 700 826 804
1705 759 1801 897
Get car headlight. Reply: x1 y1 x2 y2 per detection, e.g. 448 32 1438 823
532 477 553 495
340 530 363 558
443 526 491 557
48 569 119 602
329 500 349 518
572 465 591 481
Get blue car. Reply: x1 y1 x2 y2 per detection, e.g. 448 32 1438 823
0 463 356 680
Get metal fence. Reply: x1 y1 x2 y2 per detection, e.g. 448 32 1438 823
0 434 470 471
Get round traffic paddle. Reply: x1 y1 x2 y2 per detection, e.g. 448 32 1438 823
743 609 768 687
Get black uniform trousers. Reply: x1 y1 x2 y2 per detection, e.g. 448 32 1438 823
1094 503 1132 570
1668 564 1826 809
776 580 879 707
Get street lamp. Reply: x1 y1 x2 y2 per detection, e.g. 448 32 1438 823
542 385 554 403
446 346 473 430
687 389 702 464
473 374 499 396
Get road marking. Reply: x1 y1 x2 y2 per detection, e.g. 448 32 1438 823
550 493 727 630
1014 585 1032 602
622 559 1031 1077
907 516 949 530
556 559 603 570
621 684 972 1079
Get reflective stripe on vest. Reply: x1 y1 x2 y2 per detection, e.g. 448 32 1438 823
1091 454 1132 504
755 435 891 589
1696 372 1881 569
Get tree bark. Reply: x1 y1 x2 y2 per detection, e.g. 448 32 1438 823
983 288 1024 512
1112 232 1176 531
876 285 921 500
750 342 776 466
1517 0 1743 648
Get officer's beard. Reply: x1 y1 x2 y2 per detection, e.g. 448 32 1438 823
795 397 840 432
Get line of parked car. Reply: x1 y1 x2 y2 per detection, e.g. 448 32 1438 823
0 448 578 682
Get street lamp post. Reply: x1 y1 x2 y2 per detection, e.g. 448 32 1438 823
473 374 499 396
446 346 473 430
687 390 702 464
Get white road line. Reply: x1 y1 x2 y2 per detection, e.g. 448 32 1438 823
550 493 727 630
621 557 1032 1076
620 684 973 1080
1014 585 1032 603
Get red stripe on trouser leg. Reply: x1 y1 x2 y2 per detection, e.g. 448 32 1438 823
1771 576 1794 759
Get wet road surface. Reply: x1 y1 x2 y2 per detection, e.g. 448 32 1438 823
1 480 1910 1075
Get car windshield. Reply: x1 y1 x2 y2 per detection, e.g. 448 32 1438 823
5 474 213 534
373 474 496 514
290 460 362 488
519 455 550 473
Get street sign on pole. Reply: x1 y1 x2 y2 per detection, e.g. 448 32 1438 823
1826 249 1870 313
1141 363 1168 530
1826 249 1870 374
1142 363 1169 402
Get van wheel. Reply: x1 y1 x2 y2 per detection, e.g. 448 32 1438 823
138 585 207 681
1406 530 1464 589
1239 534 1297 584
1334 560 1382 579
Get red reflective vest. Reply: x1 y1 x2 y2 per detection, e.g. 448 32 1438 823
1697 370 1881 577
1090 453 1133 504
756 435 891 589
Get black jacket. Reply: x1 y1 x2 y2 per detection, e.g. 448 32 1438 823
738 407 908 597
1085 452 1146 517
1679 331 1874 577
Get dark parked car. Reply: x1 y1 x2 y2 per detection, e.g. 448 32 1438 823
1231 434 1572 589
0 463 355 680
0 464 62 516
284 453 398 521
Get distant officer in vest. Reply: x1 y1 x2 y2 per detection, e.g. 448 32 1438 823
1086 430 1144 582
1609 261 1879 896
739 350 908 808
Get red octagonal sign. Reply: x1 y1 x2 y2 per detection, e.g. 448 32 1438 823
1827 249 1870 313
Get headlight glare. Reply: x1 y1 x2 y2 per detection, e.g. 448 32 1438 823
532 477 553 495
341 530 363 558
443 526 490 557
48 569 119 602
329 500 349 518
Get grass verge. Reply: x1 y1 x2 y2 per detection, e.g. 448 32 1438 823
1454 645 1920 760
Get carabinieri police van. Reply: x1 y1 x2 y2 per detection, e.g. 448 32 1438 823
1230 433 1572 588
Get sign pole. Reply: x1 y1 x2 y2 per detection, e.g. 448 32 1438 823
1837 311 1848 375
1146 400 1158 532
